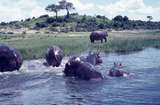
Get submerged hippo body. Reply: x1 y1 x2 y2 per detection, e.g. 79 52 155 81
64 57 103 80
108 62 130 77
90 31 108 43
108 70 129 77
0 44 23 72
45 46 64 67
74 52 102 66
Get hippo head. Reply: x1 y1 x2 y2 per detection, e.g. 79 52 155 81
64 56 103 80
45 46 64 67
108 63 129 77
0 44 23 72
86 52 102 65
64 57 81 77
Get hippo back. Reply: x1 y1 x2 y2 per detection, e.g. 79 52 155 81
64 56 103 80
45 46 64 67
90 31 107 38
74 62 102 80
0 44 23 72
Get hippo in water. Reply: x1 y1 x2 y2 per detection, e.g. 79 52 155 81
45 46 64 67
90 31 108 43
80 51 102 66
0 44 23 72
108 62 129 77
64 56 103 80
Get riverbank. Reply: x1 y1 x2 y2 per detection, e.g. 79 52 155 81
0 30 160 59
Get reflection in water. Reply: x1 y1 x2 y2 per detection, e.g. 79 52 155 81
0 48 160 105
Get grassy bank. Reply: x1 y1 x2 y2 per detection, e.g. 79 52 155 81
0 30 160 59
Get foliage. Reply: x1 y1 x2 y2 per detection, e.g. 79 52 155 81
45 4 61 20
0 14 160 32
147 16 153 21
59 0 75 18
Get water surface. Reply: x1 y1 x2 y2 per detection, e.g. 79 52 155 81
0 48 160 105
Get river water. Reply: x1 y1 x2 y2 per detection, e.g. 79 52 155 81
0 48 160 105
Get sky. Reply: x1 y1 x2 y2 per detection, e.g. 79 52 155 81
0 0 160 22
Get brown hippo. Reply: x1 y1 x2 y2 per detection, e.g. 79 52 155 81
90 31 108 43
63 56 103 80
108 63 129 77
0 44 23 72
45 46 64 67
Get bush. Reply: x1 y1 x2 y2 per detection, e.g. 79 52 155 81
0 22 7 25
22 31 26 34
35 22 48 28
7 32 14 34
39 14 49 18
46 17 56 23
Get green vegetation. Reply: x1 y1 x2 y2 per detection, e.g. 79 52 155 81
0 30 160 59
1 13 160 32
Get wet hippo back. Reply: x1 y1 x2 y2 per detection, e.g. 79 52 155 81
45 46 64 67
64 57 103 80
0 44 23 72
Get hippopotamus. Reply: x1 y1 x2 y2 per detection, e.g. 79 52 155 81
64 57 103 80
45 46 64 67
0 44 23 72
90 31 108 43
108 70 129 77
108 63 129 77
79 51 102 66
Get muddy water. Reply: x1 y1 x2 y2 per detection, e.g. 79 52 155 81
0 48 160 105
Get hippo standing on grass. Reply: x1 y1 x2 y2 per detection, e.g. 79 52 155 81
63 56 103 80
90 31 108 43
0 44 23 72
45 46 64 67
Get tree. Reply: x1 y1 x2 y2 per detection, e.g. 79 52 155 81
45 4 60 20
59 0 75 18
147 16 153 21
123 16 129 22
113 15 123 22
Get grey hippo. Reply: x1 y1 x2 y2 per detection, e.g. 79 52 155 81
45 46 64 67
64 56 103 80
90 31 108 43
63 52 103 80
0 44 23 72
79 51 102 66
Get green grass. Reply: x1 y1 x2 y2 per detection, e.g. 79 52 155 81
0 31 160 59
